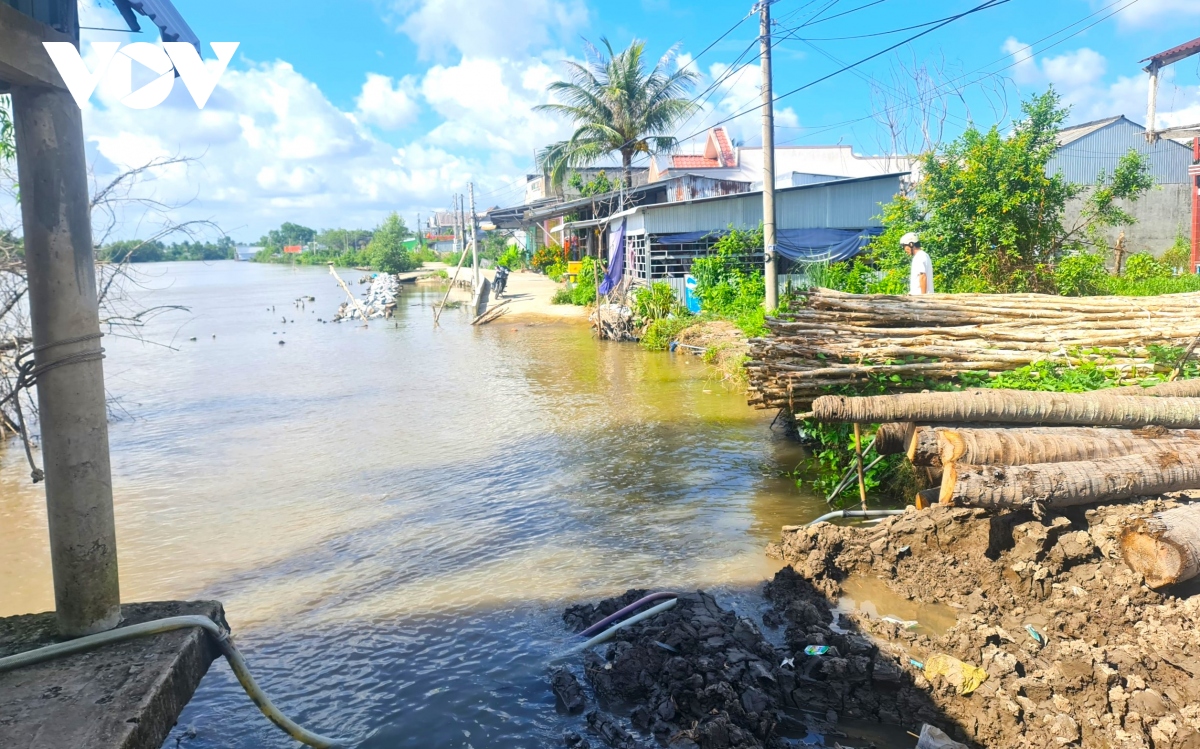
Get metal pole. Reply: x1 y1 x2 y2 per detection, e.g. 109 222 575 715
759 0 778 310
12 86 120 637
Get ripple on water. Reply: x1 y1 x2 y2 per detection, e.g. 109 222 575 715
0 262 826 748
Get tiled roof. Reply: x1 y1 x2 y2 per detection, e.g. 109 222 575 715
712 127 735 165
671 155 722 168
1142 36 1200 68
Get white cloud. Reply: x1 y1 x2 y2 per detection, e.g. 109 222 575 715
397 0 588 60
355 73 420 130
998 40 1200 127
1105 0 1200 27
1002 37 1039 85
1041 48 1106 90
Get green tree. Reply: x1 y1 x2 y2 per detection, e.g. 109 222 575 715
315 228 373 254
260 222 316 250
98 239 165 263
568 170 620 196
854 90 1153 293
367 212 416 274
535 38 698 191
0 95 14 164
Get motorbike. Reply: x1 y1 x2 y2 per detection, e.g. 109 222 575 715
494 265 511 297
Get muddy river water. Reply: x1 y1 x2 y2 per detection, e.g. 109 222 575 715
0 261 848 747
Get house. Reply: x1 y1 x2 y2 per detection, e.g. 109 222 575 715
1050 115 1194 255
648 126 911 188
234 245 261 261
600 172 906 296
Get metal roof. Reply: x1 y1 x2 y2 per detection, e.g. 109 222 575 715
113 0 199 46
1141 36 1200 69
1056 116 1125 147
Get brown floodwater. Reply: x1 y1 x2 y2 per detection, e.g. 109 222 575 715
0 261 842 747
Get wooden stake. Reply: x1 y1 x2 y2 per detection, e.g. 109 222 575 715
854 422 868 512
328 264 370 324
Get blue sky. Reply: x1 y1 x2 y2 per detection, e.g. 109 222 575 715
48 0 1200 241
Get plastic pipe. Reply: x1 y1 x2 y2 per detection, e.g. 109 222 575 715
572 599 678 652
0 615 346 749
578 592 679 638
807 509 906 527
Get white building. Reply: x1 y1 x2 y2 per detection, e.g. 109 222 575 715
648 126 911 189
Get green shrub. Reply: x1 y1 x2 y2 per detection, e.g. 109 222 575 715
545 261 568 282
691 226 769 336
1054 252 1107 296
633 281 679 321
498 245 526 269
550 257 598 305
1162 229 1192 273
1122 252 1171 282
531 245 567 273
640 316 693 351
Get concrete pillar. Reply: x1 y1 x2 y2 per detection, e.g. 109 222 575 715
12 86 121 637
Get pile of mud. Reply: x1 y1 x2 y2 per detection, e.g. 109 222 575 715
767 497 1200 748
555 590 809 749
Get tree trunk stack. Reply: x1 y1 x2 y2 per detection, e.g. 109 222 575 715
746 289 1200 411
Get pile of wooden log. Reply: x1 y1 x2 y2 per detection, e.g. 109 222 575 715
746 289 1200 410
815 386 1200 586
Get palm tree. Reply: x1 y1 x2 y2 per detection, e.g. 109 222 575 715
535 38 699 195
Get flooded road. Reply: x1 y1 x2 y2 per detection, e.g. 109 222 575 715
0 261 827 748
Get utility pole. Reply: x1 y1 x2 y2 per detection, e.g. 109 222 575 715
452 194 460 260
469 182 480 292
13 85 121 637
758 0 778 310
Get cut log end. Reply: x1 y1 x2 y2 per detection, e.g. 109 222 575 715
1120 507 1200 588
875 422 913 455
938 462 958 507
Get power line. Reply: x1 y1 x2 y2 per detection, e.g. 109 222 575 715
773 0 1145 146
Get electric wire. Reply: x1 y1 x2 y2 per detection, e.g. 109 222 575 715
773 0 1145 145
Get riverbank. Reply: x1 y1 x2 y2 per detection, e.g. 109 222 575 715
559 495 1200 748
765 496 1200 748
0 261 817 748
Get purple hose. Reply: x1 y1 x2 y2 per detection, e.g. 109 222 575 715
578 592 679 638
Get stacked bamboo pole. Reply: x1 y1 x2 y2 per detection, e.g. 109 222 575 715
746 289 1200 410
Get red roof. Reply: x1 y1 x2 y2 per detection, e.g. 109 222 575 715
1142 36 1200 68
671 154 722 168
712 127 735 165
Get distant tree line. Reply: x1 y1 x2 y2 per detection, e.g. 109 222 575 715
253 212 425 274
97 236 237 263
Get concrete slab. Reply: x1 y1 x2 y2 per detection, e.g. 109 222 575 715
0 601 226 749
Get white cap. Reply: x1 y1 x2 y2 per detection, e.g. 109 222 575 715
900 232 920 247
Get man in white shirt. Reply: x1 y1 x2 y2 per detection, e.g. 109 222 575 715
902 232 933 295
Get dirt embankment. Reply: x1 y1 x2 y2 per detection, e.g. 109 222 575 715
675 321 750 385
767 498 1200 748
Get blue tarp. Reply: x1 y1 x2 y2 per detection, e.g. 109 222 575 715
655 227 883 264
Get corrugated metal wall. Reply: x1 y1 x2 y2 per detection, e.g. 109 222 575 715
1048 119 1193 184
642 175 902 234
